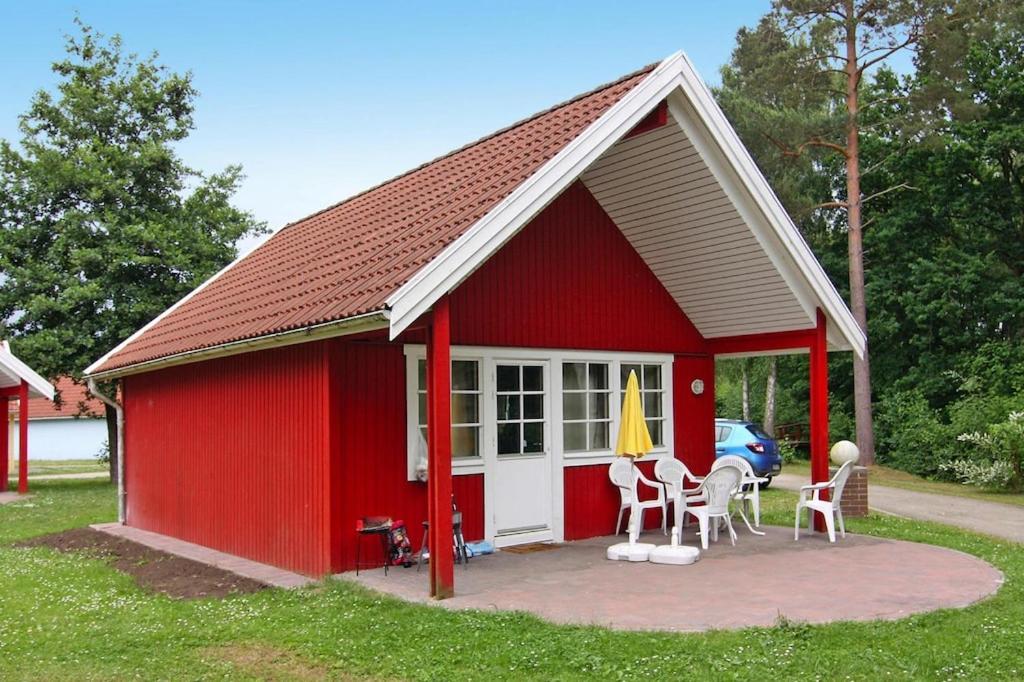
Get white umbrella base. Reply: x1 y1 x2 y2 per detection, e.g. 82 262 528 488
649 544 700 565
606 542 656 562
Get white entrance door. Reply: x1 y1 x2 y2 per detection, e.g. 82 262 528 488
490 361 553 546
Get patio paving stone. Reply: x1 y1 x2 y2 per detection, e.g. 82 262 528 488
345 525 1003 631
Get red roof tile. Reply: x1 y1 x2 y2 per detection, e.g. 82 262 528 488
8 376 104 419
94 63 657 373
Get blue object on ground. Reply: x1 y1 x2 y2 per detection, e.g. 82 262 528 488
466 540 494 557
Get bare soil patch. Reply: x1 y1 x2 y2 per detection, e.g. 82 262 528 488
18 527 267 599
201 644 335 681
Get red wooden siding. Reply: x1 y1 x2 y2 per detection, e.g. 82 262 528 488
331 340 483 572
673 354 717 475
563 459 664 541
449 181 705 353
123 342 335 576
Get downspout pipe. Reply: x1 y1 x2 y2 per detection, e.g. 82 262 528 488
88 377 125 523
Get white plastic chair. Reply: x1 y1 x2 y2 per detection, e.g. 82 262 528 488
654 458 706 531
608 458 667 536
795 460 855 543
712 455 761 529
685 465 743 550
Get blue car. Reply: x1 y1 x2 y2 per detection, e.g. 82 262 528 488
714 419 782 486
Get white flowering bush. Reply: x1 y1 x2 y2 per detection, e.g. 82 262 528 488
943 411 1024 492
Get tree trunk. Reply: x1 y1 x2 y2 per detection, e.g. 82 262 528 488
845 6 876 466
764 356 777 436
741 359 750 421
105 403 119 485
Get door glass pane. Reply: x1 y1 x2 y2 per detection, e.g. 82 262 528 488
452 426 479 458
497 395 520 421
523 365 543 392
497 365 519 392
452 393 479 424
589 391 609 419
452 360 478 391
523 394 543 420
523 422 544 453
562 362 585 390
589 422 609 450
564 423 587 451
643 364 661 389
589 363 608 389
497 423 521 455
563 393 586 420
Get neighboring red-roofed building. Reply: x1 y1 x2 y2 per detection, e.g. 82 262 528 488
84 53 864 591
6 377 107 463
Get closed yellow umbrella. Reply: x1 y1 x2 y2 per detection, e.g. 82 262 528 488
616 370 654 458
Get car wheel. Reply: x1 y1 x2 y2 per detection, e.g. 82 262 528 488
759 476 773 490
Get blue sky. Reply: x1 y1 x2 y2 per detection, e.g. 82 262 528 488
1 1 771 252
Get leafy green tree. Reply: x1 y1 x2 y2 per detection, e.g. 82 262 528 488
0 21 266 481
716 0 1015 465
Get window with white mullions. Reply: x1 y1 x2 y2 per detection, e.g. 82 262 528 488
417 359 482 458
561 361 611 452
496 363 545 456
620 363 665 447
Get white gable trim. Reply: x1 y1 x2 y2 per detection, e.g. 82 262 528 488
386 51 865 358
386 52 689 337
0 344 54 400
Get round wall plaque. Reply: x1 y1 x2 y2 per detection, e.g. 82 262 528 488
690 379 705 395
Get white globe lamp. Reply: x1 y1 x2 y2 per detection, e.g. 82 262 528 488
830 440 860 466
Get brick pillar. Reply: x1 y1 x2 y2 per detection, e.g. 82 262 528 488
833 465 869 517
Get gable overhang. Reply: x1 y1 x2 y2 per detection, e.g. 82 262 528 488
0 345 54 400
386 51 865 358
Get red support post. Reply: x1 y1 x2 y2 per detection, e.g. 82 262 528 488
426 296 454 599
18 380 29 494
809 308 830 531
0 401 8 492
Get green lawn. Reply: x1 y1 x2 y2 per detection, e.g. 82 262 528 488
784 460 1024 508
1 480 1023 679
4 458 108 478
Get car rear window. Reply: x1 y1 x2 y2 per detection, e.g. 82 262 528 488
746 425 772 439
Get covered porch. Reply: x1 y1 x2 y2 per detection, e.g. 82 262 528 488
0 341 54 494
407 78 863 597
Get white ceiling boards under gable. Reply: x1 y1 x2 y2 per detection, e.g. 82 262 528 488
581 97 812 340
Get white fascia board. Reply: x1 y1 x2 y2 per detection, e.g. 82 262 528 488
668 52 865 357
84 244 260 376
0 348 55 400
386 52 688 338
85 310 390 380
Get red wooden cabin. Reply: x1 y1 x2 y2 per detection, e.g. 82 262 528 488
85 53 864 596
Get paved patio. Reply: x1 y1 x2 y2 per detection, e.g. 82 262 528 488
346 525 1003 631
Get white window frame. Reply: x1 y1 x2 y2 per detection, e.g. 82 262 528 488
404 345 674 480
405 349 486 480
561 361 613 454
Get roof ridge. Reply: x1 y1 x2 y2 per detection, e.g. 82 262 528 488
271 61 660 236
